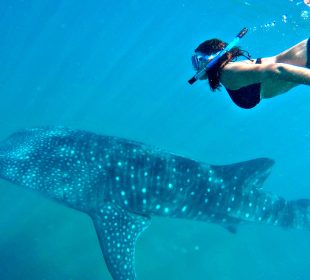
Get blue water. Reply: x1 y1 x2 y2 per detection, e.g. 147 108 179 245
0 0 309 279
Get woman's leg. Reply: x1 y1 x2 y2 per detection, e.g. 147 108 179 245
260 39 310 99
275 39 308 67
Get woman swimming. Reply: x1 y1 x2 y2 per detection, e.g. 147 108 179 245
190 36 310 109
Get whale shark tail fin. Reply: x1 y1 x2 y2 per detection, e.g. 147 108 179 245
90 203 151 280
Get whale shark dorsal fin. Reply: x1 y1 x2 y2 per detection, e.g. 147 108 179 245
212 158 274 191
91 203 151 280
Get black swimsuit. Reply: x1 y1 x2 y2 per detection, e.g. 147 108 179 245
225 58 262 109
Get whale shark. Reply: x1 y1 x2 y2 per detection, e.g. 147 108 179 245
0 126 309 280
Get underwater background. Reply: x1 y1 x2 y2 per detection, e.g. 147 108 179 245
0 0 309 279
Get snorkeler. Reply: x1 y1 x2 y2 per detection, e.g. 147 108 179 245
189 29 310 109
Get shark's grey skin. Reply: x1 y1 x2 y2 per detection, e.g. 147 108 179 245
0 126 309 280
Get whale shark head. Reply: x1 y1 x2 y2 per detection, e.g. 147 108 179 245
0 127 99 210
0 127 69 191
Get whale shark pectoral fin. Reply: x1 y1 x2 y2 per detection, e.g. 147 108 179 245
91 203 151 280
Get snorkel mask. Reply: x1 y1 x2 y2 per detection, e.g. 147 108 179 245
188 27 248 85
191 51 221 72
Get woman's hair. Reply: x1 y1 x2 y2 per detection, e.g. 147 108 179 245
195 38 250 91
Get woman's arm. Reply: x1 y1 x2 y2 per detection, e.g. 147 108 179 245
220 61 310 90
267 63 310 85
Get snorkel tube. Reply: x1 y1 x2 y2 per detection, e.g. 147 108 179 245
188 27 248 85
